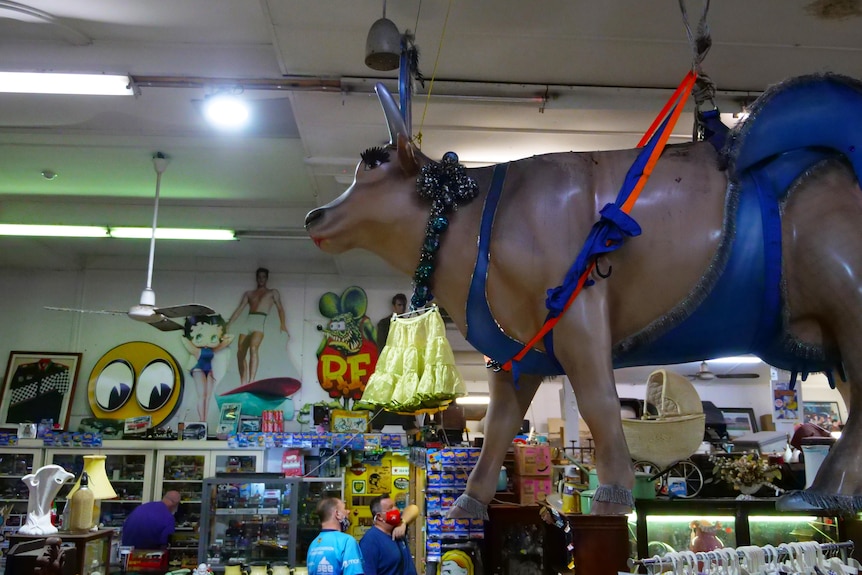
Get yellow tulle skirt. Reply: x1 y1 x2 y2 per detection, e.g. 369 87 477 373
357 306 466 413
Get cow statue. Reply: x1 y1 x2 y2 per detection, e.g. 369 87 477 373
306 73 862 517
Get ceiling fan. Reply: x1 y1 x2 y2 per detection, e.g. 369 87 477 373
45 152 215 331
686 360 760 381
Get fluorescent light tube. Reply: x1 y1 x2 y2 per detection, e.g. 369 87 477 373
708 355 762 365
455 396 490 405
109 227 235 240
0 224 108 237
0 72 134 95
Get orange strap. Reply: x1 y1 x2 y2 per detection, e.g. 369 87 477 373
502 71 697 371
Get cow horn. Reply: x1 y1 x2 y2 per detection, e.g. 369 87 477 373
375 82 409 144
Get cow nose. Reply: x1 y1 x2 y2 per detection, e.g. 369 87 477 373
305 208 323 228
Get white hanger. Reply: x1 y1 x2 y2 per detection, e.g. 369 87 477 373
681 550 698 575
762 545 780 574
724 547 741 575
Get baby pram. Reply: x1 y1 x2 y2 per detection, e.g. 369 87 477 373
621 369 706 498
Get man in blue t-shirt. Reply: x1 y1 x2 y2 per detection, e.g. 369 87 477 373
359 494 418 575
307 498 364 575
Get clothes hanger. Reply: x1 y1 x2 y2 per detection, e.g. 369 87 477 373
762 545 780 574
647 553 664 575
725 547 742 575
681 550 698 575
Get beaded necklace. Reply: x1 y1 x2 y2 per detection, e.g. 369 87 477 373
410 151 479 310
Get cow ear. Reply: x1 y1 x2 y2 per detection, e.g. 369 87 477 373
397 133 419 177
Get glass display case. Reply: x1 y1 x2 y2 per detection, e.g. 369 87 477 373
199 475 343 571
630 499 842 560
294 478 346 563
46 448 154 530
0 444 43 575
154 447 265 527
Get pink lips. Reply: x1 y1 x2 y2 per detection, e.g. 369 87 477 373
220 377 301 397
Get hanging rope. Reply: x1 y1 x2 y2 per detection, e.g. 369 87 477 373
415 0 454 148
679 0 716 109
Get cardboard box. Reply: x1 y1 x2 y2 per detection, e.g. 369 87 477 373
513 443 552 476
514 475 553 506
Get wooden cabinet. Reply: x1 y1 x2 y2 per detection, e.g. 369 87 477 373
9 528 113 575
484 504 630 575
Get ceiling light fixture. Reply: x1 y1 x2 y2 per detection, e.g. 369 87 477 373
0 72 134 95
708 355 762 365
365 0 402 71
0 224 235 240
202 92 250 129
234 229 311 240
0 224 109 237
109 227 235 240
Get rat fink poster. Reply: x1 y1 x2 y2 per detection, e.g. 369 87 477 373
316 286 379 408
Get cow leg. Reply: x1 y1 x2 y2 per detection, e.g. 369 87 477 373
449 369 542 518
551 286 634 514
779 160 862 509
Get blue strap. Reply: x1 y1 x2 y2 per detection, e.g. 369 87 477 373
698 108 729 152
543 112 678 317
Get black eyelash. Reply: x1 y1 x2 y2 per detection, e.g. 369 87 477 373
360 146 390 169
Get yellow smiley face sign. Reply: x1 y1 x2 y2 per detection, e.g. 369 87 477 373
87 341 184 426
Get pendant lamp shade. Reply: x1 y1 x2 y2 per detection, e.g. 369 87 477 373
365 17 402 71
67 455 117 500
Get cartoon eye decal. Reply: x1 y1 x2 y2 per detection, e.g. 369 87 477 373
360 146 390 170
136 359 175 412
94 359 134 412
330 320 347 331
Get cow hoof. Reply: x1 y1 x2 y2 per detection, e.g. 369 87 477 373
777 490 862 513
776 491 823 512
447 494 489 520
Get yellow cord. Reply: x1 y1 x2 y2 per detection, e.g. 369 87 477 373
415 0 454 149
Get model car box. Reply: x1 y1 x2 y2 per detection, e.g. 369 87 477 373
513 443 552 476
514 475 553 506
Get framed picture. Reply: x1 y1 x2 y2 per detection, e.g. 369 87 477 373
330 409 369 433
771 380 801 421
803 400 843 431
217 402 242 437
719 407 758 438
0 351 82 430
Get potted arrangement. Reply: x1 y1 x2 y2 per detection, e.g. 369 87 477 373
709 451 782 498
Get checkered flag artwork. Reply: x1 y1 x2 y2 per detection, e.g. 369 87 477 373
10 369 70 406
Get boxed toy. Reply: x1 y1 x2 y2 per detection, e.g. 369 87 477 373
514 475 553 506
513 443 552 476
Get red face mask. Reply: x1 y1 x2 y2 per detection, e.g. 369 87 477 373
381 508 401 526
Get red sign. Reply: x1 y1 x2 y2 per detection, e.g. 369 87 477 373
317 338 378 399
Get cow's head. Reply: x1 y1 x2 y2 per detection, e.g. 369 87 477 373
305 83 429 262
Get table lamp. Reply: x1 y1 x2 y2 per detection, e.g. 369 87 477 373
66 455 117 529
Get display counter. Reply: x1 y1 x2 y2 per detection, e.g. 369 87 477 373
630 498 844 559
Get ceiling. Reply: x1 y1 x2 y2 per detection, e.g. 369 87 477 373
1 0 860 276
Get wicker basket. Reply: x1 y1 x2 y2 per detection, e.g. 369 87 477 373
621 369 706 469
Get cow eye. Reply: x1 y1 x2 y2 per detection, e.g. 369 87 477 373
360 147 390 170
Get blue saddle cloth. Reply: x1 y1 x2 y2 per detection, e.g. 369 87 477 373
464 74 862 378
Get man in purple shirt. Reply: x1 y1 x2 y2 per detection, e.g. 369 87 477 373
122 491 181 548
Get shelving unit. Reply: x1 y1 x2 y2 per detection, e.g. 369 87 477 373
46 448 154 531
0 441 42 575
411 446 484 567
